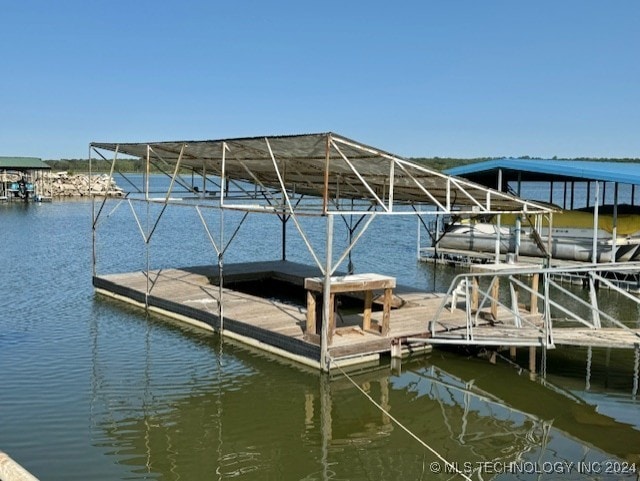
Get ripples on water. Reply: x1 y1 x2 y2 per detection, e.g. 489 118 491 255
1 197 639 480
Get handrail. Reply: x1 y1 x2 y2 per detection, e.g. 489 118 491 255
427 262 640 347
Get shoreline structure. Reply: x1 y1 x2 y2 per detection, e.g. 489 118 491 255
41 171 124 197
2 170 123 199
0 171 124 200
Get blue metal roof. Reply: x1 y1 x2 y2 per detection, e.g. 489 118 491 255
446 159 640 186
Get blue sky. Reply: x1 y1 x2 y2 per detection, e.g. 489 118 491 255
1 0 638 160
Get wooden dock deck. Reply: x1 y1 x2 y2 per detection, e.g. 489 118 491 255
94 260 640 371
93 261 487 369
430 325 640 349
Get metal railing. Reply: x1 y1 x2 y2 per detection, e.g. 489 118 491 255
414 262 640 348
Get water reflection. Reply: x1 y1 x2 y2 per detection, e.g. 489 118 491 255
5 192 640 481
89 304 640 480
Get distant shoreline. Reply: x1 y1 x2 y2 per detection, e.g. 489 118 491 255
44 156 640 174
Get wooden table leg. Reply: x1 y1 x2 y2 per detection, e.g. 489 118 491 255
306 290 316 335
328 293 335 344
363 289 373 331
381 287 391 335
491 277 500 320
471 276 479 312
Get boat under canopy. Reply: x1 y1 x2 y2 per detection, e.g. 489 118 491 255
442 159 640 263
437 204 640 262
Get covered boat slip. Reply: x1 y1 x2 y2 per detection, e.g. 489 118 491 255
0 156 51 202
430 159 640 264
90 133 640 371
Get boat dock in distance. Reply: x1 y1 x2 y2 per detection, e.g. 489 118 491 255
90 134 640 372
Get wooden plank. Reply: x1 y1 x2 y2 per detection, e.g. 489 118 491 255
530 273 539 315
304 273 395 293
363 290 373 331
490 278 499 320
306 291 316 335
381 287 391 335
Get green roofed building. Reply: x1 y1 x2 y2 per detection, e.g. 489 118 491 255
0 156 50 170
0 156 51 201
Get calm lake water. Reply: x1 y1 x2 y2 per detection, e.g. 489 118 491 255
1 185 640 480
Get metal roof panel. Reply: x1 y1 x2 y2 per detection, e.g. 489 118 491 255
446 159 640 185
0 157 50 170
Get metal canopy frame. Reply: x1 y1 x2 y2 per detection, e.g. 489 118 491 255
91 133 552 215
90 133 553 371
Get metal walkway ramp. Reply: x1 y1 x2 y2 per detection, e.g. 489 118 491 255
410 262 640 350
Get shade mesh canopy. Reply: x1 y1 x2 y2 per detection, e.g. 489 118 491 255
91 132 551 213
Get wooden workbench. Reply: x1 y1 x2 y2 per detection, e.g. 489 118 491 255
304 273 396 344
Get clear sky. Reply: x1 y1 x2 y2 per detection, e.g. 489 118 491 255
1 0 638 160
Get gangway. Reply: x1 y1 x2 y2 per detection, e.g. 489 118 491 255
410 262 640 349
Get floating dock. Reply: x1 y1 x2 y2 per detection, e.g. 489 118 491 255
94 260 461 369
89 134 640 372
95 259 640 371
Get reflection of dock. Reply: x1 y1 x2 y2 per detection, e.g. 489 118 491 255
88 315 640 481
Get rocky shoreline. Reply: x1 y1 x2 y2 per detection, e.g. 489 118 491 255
39 172 124 197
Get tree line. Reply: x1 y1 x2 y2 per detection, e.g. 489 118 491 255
46 156 640 174
410 156 640 171
45 158 146 174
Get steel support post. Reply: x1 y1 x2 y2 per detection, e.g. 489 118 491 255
321 214 334 371
145 145 151 308
219 143 227 332
495 169 503 263
588 272 601 328
90 146 96 278
281 215 288 261
611 183 618 263
592 181 600 262
546 213 553 267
